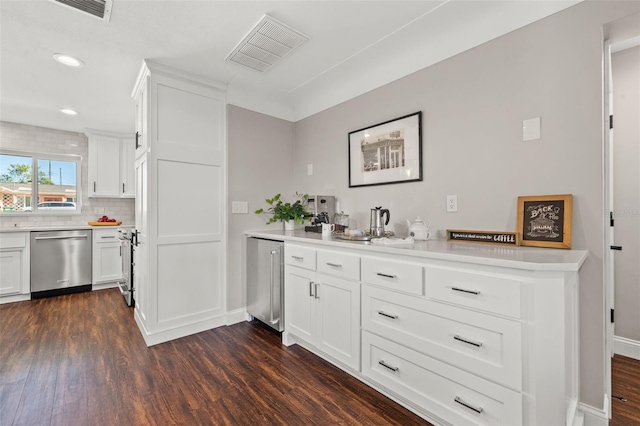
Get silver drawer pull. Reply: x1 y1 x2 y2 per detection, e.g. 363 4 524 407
377 311 398 320
376 272 397 279
291 255 304 261
101 236 116 239
454 335 483 348
326 262 342 268
454 396 484 414
451 286 480 296
378 360 399 372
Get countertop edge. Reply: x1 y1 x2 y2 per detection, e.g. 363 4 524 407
244 229 588 272
1 224 134 233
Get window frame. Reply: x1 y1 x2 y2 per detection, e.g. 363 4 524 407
0 149 82 216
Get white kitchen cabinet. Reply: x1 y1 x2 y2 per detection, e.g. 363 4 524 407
131 60 227 346
120 137 135 197
86 130 135 199
0 232 30 300
134 74 148 158
258 234 586 426
92 228 122 285
284 244 361 371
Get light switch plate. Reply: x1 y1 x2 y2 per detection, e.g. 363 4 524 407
232 201 249 214
523 117 541 141
307 164 313 176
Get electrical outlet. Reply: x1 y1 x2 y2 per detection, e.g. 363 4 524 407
447 195 458 213
232 201 249 214
94 207 105 214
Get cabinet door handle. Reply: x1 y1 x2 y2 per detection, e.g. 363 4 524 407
314 283 320 299
309 281 315 297
135 131 140 149
93 181 96 192
377 311 398 320
454 396 484 414
376 272 397 279
123 183 125 194
120 246 122 256
326 262 342 268
291 255 304 261
454 335 483 348
378 360 399 372
451 286 480 296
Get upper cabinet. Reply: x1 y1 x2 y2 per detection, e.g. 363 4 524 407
86 130 135 198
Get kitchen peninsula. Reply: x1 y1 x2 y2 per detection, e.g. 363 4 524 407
246 229 587 426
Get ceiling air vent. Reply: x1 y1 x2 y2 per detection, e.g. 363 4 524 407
225 14 310 73
51 0 113 21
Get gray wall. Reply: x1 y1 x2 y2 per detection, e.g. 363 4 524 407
612 46 640 343
289 1 640 409
227 106 296 311
0 121 134 229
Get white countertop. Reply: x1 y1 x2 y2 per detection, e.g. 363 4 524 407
245 229 588 272
1 224 134 233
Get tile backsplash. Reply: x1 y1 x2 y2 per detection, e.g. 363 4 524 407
0 121 134 229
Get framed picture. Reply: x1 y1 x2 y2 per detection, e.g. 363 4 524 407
348 111 422 188
517 194 573 249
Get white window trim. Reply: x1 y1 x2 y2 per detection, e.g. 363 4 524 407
0 149 83 216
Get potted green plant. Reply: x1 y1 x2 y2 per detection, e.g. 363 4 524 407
255 193 308 231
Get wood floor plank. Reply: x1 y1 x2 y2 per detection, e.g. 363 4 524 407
3 288 637 426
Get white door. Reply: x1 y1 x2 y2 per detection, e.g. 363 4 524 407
603 39 615 412
285 270 315 343
315 275 361 370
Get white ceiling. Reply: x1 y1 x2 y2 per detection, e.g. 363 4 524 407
0 0 582 135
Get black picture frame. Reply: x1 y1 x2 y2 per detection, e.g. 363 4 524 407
348 111 422 188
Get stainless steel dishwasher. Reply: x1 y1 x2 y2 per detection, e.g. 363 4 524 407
30 230 92 298
247 237 284 332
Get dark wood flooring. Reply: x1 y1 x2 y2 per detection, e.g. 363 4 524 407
0 289 430 426
2 289 639 426
611 354 640 426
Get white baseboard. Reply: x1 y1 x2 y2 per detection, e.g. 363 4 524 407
614 335 640 360
579 400 608 426
0 293 30 304
226 308 250 325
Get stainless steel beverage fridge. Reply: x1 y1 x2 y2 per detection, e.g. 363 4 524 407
247 237 284 332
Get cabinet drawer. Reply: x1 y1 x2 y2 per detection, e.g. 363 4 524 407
317 249 360 281
362 331 522 426
93 229 120 244
285 244 316 271
361 257 422 295
0 233 27 249
425 266 521 318
362 285 522 389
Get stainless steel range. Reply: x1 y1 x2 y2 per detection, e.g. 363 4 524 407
117 228 134 307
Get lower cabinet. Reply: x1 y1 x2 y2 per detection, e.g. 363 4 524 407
0 232 30 297
285 264 361 371
362 331 522 426
280 240 581 426
92 228 122 285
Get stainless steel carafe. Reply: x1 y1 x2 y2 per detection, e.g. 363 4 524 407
370 206 390 237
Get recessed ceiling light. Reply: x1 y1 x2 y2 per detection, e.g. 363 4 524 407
60 108 78 115
53 53 84 67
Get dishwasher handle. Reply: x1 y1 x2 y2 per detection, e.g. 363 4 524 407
35 234 89 241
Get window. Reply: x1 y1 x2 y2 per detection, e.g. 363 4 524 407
0 150 81 214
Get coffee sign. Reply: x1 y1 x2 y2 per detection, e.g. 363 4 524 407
447 230 521 246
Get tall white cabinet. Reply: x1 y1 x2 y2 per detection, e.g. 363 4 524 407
131 60 227 346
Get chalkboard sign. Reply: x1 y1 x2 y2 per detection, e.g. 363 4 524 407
446 229 520 246
517 194 573 249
